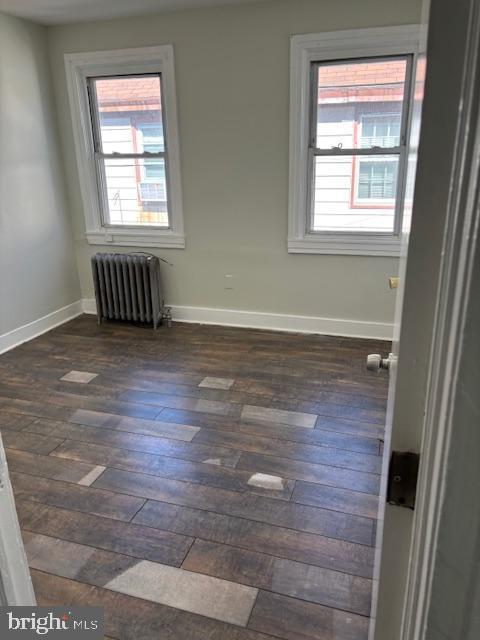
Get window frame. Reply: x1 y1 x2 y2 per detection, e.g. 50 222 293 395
65 46 185 249
288 26 423 256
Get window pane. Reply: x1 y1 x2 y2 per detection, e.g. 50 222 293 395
315 58 407 149
102 158 168 227
312 155 398 232
91 75 164 154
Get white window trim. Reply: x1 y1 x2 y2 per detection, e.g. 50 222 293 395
65 45 185 249
288 25 423 256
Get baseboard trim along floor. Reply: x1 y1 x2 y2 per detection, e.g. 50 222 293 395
0 299 392 356
0 300 83 355
81 299 393 340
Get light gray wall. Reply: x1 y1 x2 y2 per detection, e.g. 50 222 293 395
0 12 80 335
47 0 422 325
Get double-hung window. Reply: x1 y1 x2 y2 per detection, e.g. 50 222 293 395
65 46 184 248
288 26 423 255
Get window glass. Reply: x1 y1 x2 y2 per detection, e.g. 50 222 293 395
91 76 164 153
311 56 409 233
315 59 407 149
88 75 168 227
312 155 398 232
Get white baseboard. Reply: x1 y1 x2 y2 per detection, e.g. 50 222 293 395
0 300 84 355
82 298 392 339
0 298 392 356
81 298 97 315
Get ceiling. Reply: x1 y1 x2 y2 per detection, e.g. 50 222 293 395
0 0 269 26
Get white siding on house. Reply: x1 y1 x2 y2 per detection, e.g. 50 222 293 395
316 116 354 148
101 118 134 153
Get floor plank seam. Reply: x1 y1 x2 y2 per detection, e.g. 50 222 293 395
46 438 68 456
13 478 377 549
29 564 372 621
15 420 383 482
30 569 281 637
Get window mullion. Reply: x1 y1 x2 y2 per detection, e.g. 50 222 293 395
313 147 402 157
93 153 110 227
87 79 102 154
96 152 166 160
393 143 407 235
392 55 416 235
305 63 319 233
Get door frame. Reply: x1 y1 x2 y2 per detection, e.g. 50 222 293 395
379 0 480 636
0 433 36 605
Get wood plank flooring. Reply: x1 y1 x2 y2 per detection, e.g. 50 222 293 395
0 316 389 640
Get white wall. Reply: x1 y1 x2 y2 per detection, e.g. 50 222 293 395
47 0 422 332
0 12 81 338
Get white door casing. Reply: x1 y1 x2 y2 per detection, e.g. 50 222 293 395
369 13 429 637
0 433 35 605
373 0 480 638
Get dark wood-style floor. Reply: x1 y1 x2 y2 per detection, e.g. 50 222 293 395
0 316 389 640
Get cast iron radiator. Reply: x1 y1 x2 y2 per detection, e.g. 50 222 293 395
91 253 164 329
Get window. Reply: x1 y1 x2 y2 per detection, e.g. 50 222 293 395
139 124 165 180
311 57 409 233
288 27 423 255
88 75 169 227
357 160 397 200
65 46 184 248
359 113 401 148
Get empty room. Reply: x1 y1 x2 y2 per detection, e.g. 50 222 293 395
0 0 479 639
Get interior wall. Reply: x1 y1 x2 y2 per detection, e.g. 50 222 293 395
0 12 81 336
47 0 422 330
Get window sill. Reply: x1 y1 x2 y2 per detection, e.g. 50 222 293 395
86 229 185 249
288 234 401 256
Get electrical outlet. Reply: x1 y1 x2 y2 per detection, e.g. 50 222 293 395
224 274 234 290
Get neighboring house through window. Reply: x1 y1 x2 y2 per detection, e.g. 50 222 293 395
355 113 400 205
288 26 424 255
137 123 167 216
